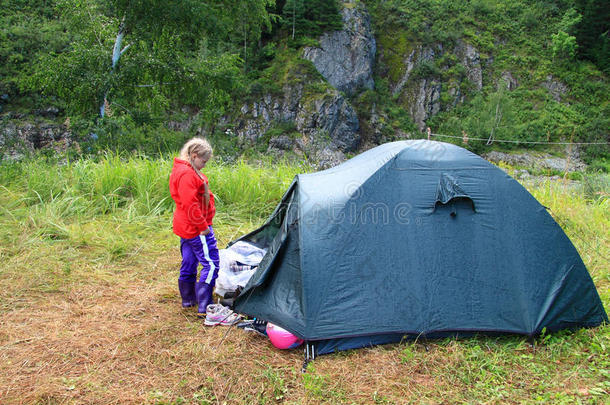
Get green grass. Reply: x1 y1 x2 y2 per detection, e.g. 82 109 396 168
0 152 308 220
0 155 607 404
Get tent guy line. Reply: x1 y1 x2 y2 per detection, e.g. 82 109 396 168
428 132 609 145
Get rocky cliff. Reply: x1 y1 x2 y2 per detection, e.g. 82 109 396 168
229 1 378 167
303 2 376 97
233 1 489 161
2 0 593 172
382 40 484 131
235 82 360 164
0 112 72 159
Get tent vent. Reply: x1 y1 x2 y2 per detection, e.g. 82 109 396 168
434 173 475 215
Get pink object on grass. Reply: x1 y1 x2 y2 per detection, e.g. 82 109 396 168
266 322 304 349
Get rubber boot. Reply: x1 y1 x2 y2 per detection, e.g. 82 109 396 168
195 282 214 316
178 280 196 308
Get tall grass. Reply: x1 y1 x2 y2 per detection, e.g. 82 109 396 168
0 153 310 220
0 154 311 296
0 154 311 268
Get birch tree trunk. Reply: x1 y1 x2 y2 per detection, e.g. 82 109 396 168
100 15 130 118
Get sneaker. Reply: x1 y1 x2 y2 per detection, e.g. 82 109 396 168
204 304 241 326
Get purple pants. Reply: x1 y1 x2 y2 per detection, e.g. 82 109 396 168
179 227 219 286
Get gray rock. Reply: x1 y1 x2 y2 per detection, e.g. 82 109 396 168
387 41 482 131
0 120 72 159
314 147 346 169
391 49 418 97
411 78 441 132
167 116 194 132
455 40 483 91
236 83 360 155
499 71 518 90
542 75 568 102
303 3 376 96
34 106 60 118
514 169 530 179
483 150 586 172
447 85 464 107
268 135 294 151
7 112 25 119
391 46 438 97
543 156 586 172
306 93 360 151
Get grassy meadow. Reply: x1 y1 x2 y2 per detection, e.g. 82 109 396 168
0 154 608 404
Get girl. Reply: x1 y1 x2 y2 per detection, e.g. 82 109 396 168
169 137 220 317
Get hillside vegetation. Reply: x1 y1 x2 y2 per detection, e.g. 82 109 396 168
366 0 608 158
0 0 607 165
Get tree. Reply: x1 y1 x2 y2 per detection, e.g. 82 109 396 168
574 0 609 73
551 30 578 61
281 0 342 40
1 0 68 103
550 8 581 63
25 0 275 120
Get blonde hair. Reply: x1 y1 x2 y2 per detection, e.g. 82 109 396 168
179 137 213 169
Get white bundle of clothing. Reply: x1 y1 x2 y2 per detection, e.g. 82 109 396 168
215 241 266 297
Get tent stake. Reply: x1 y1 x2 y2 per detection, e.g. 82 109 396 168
528 335 536 350
302 342 315 373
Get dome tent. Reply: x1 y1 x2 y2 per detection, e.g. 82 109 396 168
232 140 607 355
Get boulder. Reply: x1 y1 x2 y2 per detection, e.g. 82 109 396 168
542 75 568 102
303 3 376 96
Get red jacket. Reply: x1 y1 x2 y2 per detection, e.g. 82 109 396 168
169 158 216 239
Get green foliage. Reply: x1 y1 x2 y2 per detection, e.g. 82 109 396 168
261 367 288 401
301 364 347 401
411 60 442 80
281 0 343 42
0 153 310 223
574 0 610 74
0 0 69 107
367 0 608 162
245 46 327 101
552 31 578 62
79 117 193 156
18 0 275 125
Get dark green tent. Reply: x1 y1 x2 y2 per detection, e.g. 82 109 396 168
233 140 607 355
